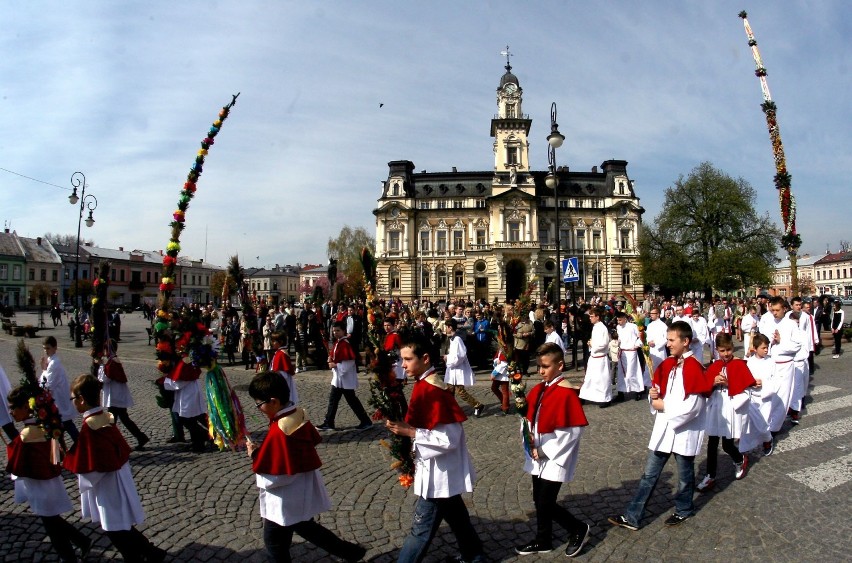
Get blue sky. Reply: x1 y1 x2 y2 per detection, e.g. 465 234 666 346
2 1 850 269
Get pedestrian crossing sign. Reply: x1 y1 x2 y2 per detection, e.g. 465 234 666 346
562 257 579 282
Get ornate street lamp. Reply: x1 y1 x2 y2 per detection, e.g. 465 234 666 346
69 171 97 348
545 102 565 306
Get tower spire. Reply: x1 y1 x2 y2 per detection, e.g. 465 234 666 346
500 45 513 72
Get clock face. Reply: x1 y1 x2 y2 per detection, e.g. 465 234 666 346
390 207 400 217
503 83 517 94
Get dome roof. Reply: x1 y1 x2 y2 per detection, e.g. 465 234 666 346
500 69 519 87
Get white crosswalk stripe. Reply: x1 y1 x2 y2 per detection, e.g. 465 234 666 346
809 385 841 396
786 452 852 492
772 388 852 492
803 394 852 416
774 416 852 454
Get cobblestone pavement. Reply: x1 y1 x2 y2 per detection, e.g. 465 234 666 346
1 312 850 562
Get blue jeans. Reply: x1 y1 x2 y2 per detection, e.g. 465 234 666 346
398 495 484 563
624 450 695 528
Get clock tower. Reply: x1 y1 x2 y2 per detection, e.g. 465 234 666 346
491 48 533 195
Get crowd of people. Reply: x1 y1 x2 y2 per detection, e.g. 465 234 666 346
2 289 846 562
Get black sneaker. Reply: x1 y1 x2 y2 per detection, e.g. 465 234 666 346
565 522 590 557
608 515 638 531
515 540 553 555
136 435 150 451
316 423 335 431
763 439 774 456
166 436 185 444
356 421 373 430
344 544 367 562
664 513 691 527
473 405 484 418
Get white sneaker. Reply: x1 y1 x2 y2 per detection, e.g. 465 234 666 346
832 354 840 359
735 454 749 480
294 368 301 374
696 474 715 492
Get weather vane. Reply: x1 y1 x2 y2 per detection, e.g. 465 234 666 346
500 45 513 71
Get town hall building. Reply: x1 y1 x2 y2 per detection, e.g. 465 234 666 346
373 60 645 303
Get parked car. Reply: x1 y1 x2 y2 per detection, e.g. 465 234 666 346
841 296 852 306
59 302 74 312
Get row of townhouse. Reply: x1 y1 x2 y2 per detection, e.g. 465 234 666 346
0 228 225 309
771 251 852 298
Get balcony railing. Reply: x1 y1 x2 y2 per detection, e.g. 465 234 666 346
493 241 540 249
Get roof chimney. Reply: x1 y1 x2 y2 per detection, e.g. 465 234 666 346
37 237 42 245
592 166 598 173
452 166 458 173
119 246 124 251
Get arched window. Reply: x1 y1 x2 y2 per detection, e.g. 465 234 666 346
437 267 448 289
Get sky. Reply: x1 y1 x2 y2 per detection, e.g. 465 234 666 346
2 1 850 270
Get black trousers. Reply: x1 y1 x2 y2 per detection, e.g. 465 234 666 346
179 414 209 451
108 406 148 444
532 475 584 544
322 386 371 427
41 515 89 562
572 340 589 368
263 517 361 563
834 332 843 355
2 421 19 441
106 528 159 562
706 435 743 477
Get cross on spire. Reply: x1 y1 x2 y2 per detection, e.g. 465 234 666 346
500 45 513 72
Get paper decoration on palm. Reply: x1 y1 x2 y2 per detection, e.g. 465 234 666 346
89 260 111 376
151 94 248 450
360 246 414 487
15 339 64 462
738 12 800 254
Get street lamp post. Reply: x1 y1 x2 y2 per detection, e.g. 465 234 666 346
68 171 97 348
545 102 565 306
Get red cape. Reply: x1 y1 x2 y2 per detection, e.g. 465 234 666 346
525 379 588 434
170 360 201 382
384 332 402 352
405 373 467 430
653 355 711 399
252 411 323 475
6 430 62 480
63 411 131 474
271 348 294 374
705 358 756 397
330 337 356 363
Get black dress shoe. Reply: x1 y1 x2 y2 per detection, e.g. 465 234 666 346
664 513 691 527
166 436 185 444
515 540 553 555
565 522 591 557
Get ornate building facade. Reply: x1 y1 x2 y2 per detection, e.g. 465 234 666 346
374 62 644 303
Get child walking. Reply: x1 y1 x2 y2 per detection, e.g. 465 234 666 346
6 386 92 562
515 343 591 557
609 321 710 530
98 339 149 450
696 334 765 492
747 334 777 455
246 371 366 562
63 374 165 562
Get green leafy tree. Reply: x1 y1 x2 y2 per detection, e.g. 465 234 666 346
639 162 780 296
210 270 237 305
326 226 376 298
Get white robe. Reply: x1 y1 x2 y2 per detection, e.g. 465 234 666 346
646 319 669 375
40 355 76 422
688 317 711 361
523 377 583 482
98 364 134 409
740 314 758 358
647 353 706 456
616 322 645 393
412 422 476 499
444 335 475 386
164 378 207 418
761 316 802 432
256 470 331 526
579 322 611 403
78 462 145 531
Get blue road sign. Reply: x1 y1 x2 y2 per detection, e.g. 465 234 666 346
562 257 579 282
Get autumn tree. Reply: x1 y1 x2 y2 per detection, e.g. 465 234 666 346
639 162 780 296
326 226 376 298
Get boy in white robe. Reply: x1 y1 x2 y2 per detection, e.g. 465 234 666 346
443 318 484 417
759 297 801 450
39 336 78 442
609 321 710 530
646 308 669 375
615 312 647 401
387 334 486 563
515 343 591 557
578 307 612 407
